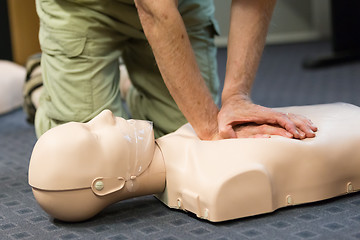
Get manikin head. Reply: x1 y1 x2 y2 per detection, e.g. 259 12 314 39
28 110 156 221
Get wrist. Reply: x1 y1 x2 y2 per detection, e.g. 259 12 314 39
221 74 253 102
221 90 251 106
194 111 219 140
199 126 219 141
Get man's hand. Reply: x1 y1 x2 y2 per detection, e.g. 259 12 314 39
218 95 318 139
216 0 316 140
234 123 293 138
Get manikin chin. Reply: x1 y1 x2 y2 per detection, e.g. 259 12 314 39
28 103 360 222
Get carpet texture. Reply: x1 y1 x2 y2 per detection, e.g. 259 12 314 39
1 41 360 239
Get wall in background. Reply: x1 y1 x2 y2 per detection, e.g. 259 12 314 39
7 0 40 65
0 0 40 65
0 0 12 61
214 0 331 46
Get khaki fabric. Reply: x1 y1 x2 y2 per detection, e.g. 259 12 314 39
35 0 220 138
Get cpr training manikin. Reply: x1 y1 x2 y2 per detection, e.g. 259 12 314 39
28 103 360 222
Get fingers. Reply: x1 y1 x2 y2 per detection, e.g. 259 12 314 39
252 134 271 138
274 112 318 139
286 113 317 139
275 113 300 138
304 118 318 132
235 124 293 139
261 124 293 138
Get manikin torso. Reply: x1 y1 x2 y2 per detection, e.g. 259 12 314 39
156 103 360 221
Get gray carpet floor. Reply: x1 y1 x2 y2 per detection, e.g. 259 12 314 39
1 41 360 240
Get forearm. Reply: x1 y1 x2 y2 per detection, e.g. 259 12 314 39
222 0 276 102
135 0 219 140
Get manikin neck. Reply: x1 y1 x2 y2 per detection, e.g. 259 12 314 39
130 143 166 197
109 143 166 203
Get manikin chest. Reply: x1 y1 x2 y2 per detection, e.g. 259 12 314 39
156 103 360 222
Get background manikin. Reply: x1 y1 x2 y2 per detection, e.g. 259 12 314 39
0 60 26 115
28 103 360 222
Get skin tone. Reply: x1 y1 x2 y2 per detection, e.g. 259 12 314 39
134 0 317 140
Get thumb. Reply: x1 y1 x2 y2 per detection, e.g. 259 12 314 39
219 124 237 139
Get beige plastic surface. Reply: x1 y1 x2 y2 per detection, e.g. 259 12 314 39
28 103 360 222
156 103 360 221
31 146 165 222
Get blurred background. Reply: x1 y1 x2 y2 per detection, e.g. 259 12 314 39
1 0 40 65
214 0 360 108
1 0 333 65
214 0 331 46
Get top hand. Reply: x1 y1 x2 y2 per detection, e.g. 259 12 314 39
217 95 318 139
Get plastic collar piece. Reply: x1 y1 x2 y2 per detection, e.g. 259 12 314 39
125 120 154 192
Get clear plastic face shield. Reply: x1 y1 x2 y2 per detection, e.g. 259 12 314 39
105 118 155 193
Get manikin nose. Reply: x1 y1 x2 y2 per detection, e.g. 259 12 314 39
100 109 114 119
90 109 115 125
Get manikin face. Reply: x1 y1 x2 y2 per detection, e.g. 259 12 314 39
86 110 155 181
29 109 155 193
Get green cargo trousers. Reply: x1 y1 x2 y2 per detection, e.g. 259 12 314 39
35 0 220 138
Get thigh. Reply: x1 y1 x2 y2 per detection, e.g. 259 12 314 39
35 0 137 136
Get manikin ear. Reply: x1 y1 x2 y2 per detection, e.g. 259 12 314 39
91 177 126 196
